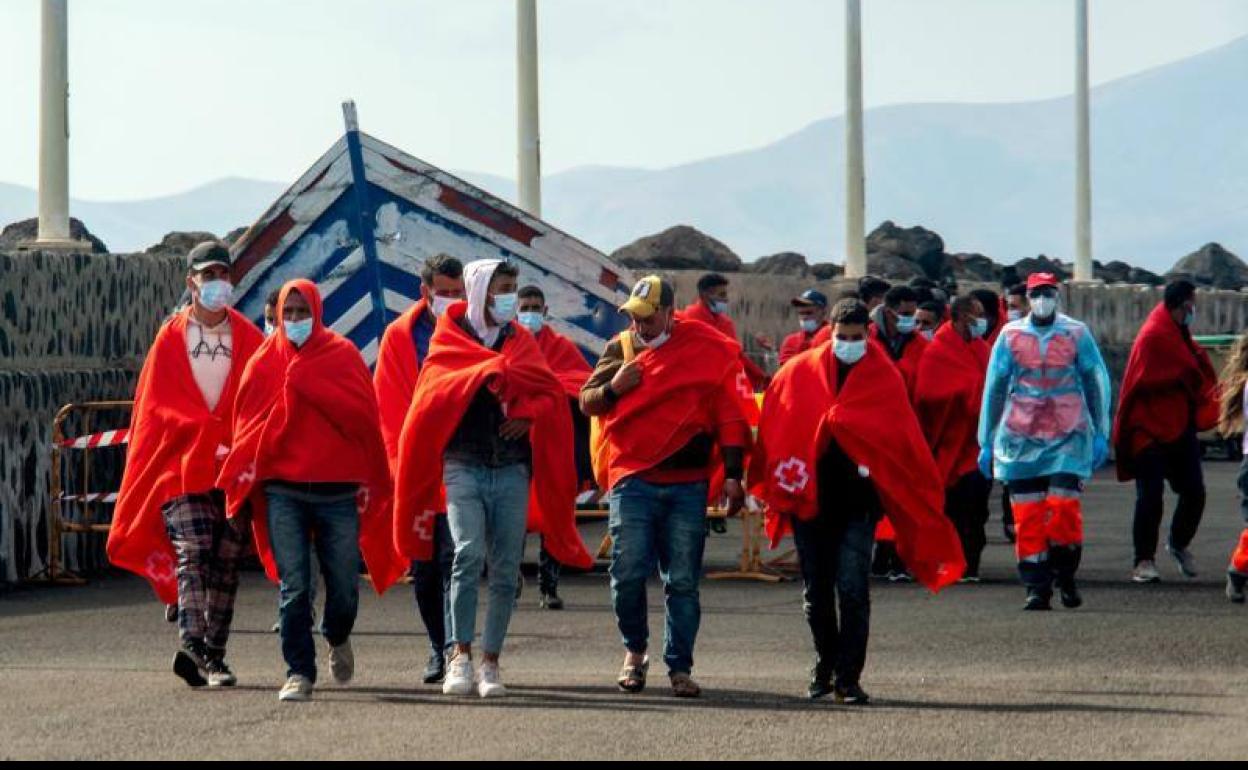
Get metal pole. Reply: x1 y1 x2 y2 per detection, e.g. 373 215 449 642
516 0 542 217
37 0 72 244
1074 0 1093 282
843 0 866 278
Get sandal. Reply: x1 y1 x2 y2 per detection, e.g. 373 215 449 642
617 656 649 693
669 672 702 699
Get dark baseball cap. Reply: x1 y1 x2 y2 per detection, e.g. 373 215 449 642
187 241 230 272
791 289 829 309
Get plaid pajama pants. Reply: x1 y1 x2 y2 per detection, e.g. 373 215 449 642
161 492 250 651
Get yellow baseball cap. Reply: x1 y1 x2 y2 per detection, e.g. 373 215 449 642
619 275 675 319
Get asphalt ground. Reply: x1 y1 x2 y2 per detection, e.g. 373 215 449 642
3 463 1248 759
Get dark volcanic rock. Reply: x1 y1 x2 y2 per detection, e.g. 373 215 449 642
223 226 249 246
810 262 845 281
949 252 1001 283
1012 255 1071 282
748 251 809 276
1096 260 1163 285
867 220 947 279
145 231 220 257
0 217 108 253
611 225 743 272
867 252 925 281
1167 243 1248 290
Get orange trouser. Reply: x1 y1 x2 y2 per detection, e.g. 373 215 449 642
1231 529 1248 575
1012 492 1084 562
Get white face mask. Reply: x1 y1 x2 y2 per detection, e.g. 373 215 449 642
196 279 233 312
1030 296 1058 320
431 295 457 317
800 318 820 334
1007 309 1023 322
833 339 867 365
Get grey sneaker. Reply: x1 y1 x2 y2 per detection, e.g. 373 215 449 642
278 674 313 702
1166 541 1198 579
1131 560 1161 583
1227 571 1247 604
443 652 474 696
328 639 355 683
476 660 507 698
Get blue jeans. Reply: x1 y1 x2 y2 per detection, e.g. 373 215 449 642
792 514 873 688
444 461 530 656
608 477 709 675
265 486 361 683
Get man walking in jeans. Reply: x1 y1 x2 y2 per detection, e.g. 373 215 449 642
393 260 591 699
581 275 748 698
1113 279 1218 583
753 299 964 703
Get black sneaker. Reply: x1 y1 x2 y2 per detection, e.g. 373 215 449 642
1227 571 1247 604
539 591 564 610
1023 590 1052 611
173 640 209 688
422 650 446 684
833 683 871 705
206 657 237 687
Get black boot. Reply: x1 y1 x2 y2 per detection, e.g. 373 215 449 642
1018 561 1053 611
173 638 210 687
807 659 834 700
1051 545 1084 608
422 649 447 684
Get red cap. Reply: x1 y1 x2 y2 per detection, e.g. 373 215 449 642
1026 272 1060 291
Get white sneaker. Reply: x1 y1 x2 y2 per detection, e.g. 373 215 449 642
1132 560 1161 583
476 661 507 698
1166 541 1198 579
443 653 475 696
278 674 314 702
328 639 354 683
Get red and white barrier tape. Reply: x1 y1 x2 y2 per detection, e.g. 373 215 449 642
59 429 129 450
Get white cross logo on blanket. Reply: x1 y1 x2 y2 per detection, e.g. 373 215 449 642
774 457 810 494
413 509 436 542
736 371 752 399
145 551 176 587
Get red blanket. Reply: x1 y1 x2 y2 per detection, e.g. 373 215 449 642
217 279 406 594
913 324 989 487
750 342 964 592
535 325 593 398
373 298 429 474
679 300 767 389
393 303 592 568
1113 303 1219 480
597 320 749 492
107 308 263 603
871 324 929 398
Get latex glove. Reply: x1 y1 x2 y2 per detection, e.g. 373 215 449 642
1092 434 1109 469
978 444 994 480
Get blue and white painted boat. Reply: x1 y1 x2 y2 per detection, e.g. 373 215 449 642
228 102 633 365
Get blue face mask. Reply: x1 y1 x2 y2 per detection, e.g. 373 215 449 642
197 279 233 312
263 321 276 337
285 318 314 347
711 300 730 315
833 339 867 365
970 318 989 339
1184 307 1195 327
800 318 820 334
491 293 518 324
518 311 544 334
895 314 916 335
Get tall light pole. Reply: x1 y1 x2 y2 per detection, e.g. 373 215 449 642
516 0 541 218
36 0 75 247
1073 0 1093 282
843 0 866 279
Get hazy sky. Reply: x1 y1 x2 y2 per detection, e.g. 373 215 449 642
1 0 1245 200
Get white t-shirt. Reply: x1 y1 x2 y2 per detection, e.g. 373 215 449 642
186 315 233 412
